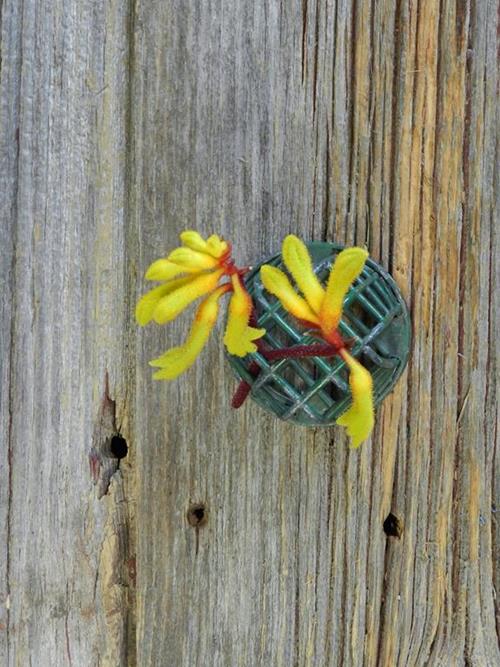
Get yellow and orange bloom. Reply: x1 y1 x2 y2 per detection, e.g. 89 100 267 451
260 235 373 447
336 350 374 447
137 231 376 446
223 274 266 356
136 231 265 381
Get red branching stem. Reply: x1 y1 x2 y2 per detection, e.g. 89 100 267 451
232 310 350 409
261 344 339 361
231 361 261 408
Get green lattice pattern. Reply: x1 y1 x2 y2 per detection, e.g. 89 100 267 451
227 242 411 426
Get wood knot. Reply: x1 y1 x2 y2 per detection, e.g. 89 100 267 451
187 503 208 528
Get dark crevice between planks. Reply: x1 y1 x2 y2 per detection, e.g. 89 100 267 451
4 2 25 658
375 6 410 661
387 0 403 276
312 1 320 119
120 0 140 662
321 120 331 242
346 0 358 241
301 0 308 84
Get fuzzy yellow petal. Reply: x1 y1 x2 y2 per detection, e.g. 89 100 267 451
282 235 325 313
145 258 200 281
260 265 320 325
206 234 229 258
320 247 368 335
179 231 229 259
135 276 194 326
167 247 219 270
152 268 224 324
150 286 229 380
223 275 265 357
179 230 211 253
336 350 374 447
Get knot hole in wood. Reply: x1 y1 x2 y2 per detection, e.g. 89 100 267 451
187 503 208 528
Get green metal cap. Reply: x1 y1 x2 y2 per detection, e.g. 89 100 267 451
227 242 411 426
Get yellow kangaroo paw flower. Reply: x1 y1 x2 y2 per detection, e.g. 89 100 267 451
167 246 220 270
135 276 194 326
336 350 374 447
282 235 325 313
145 258 201 281
179 230 211 253
179 231 229 259
153 268 224 324
206 234 229 258
151 285 230 380
260 265 320 326
320 247 368 335
223 275 266 357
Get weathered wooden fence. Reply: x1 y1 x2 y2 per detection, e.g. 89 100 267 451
1 1 498 665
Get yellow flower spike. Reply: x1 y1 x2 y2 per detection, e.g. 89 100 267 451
260 265 320 326
150 285 230 380
282 235 325 314
145 258 200 281
336 350 374 447
320 247 368 335
179 230 211 253
153 268 225 324
167 246 220 270
135 276 195 326
206 234 229 258
180 231 229 259
223 274 266 357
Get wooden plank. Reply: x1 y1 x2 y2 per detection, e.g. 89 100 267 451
0 0 134 664
1 0 498 665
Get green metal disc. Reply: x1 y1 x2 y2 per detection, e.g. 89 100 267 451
227 242 411 426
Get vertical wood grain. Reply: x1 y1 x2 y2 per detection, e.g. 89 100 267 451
1 1 498 665
1 1 135 664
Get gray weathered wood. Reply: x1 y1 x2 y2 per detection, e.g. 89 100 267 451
1 1 498 665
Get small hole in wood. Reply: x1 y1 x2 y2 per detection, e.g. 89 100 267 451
187 503 208 528
383 513 403 538
110 435 128 459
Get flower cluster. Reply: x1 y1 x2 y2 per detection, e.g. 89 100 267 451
260 235 373 447
136 231 374 447
135 231 265 379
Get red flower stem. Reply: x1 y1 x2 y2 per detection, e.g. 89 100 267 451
261 344 340 361
231 361 261 408
232 310 348 408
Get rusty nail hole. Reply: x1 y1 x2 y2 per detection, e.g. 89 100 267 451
383 513 403 538
110 434 128 459
187 503 208 528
